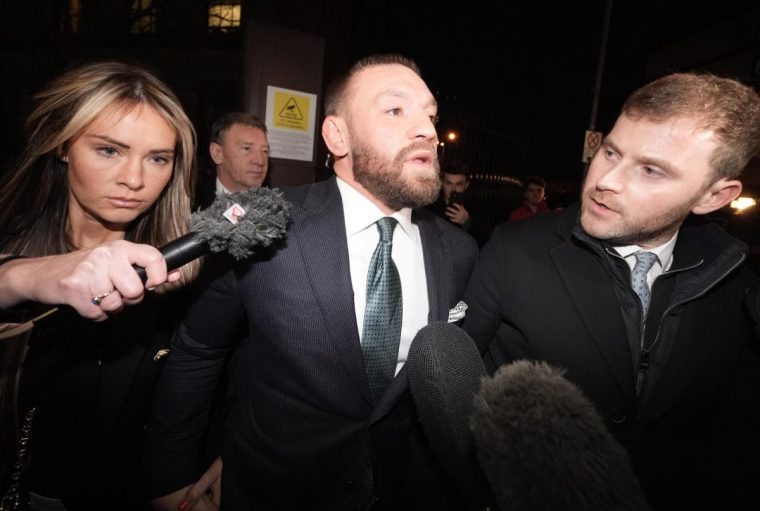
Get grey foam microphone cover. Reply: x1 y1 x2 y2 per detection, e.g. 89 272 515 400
191 187 291 260
133 187 291 282
470 360 650 511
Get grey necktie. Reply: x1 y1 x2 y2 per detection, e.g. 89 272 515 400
631 251 658 315
362 217 403 403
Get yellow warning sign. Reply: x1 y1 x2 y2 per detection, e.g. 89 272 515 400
273 92 309 131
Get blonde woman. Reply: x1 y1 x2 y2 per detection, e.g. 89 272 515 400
0 61 202 510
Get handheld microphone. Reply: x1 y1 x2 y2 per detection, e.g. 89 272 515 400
470 360 650 511
406 322 494 509
133 187 290 282
0 189 290 340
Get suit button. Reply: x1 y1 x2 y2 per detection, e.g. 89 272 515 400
342 480 355 497
609 408 626 424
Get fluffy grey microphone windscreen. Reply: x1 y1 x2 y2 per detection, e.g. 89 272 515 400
406 322 493 508
133 187 290 282
470 360 650 511
191 187 290 259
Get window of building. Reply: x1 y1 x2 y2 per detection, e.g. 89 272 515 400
131 0 157 34
208 1 241 33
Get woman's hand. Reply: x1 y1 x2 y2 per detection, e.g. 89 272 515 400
0 240 179 320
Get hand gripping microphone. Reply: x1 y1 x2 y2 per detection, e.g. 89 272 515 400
406 322 495 510
470 360 650 511
0 189 290 341
133 187 290 282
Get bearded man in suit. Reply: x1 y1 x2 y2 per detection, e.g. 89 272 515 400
146 54 479 511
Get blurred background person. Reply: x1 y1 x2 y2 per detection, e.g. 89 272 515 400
0 61 200 511
430 160 472 228
427 160 492 246
508 175 549 220
194 112 269 210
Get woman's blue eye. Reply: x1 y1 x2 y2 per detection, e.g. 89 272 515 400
98 146 118 157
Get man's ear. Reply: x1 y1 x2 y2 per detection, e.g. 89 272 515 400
692 178 742 215
209 142 223 165
322 116 349 158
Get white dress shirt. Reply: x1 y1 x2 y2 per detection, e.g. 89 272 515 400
336 178 429 376
613 231 679 291
215 177 233 195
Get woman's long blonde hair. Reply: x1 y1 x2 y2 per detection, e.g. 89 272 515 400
0 60 199 284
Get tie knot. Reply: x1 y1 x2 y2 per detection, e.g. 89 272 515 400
633 251 658 272
376 217 398 243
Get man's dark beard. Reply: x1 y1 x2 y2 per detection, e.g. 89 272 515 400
352 140 440 210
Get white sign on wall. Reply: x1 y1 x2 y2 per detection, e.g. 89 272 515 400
264 85 318 162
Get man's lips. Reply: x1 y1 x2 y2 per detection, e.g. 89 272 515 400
406 149 434 165
587 196 618 215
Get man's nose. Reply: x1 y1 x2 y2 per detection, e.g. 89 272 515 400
409 112 437 142
252 150 266 165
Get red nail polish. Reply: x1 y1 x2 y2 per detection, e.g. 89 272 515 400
178 500 189 511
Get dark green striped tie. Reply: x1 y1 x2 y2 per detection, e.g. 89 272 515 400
362 217 402 403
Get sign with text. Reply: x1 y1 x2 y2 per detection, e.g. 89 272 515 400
265 86 318 161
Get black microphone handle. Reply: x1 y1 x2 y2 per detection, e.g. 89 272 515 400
133 231 209 284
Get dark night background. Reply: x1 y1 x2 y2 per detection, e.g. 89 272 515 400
314 0 760 185
2 0 760 197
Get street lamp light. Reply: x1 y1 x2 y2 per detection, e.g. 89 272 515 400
439 130 458 165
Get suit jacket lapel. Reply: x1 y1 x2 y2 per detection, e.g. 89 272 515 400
297 182 462 416
418 214 450 323
296 178 372 403
549 242 637 407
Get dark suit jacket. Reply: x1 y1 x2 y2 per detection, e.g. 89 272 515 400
145 177 478 510
463 204 760 509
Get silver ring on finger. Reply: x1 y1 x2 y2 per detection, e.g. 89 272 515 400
91 290 114 306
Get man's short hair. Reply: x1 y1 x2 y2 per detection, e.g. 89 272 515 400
522 175 546 192
444 160 470 180
323 54 421 117
622 72 760 181
210 112 267 145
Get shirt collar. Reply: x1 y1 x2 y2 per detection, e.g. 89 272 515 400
215 177 233 196
336 177 415 239
613 230 679 271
